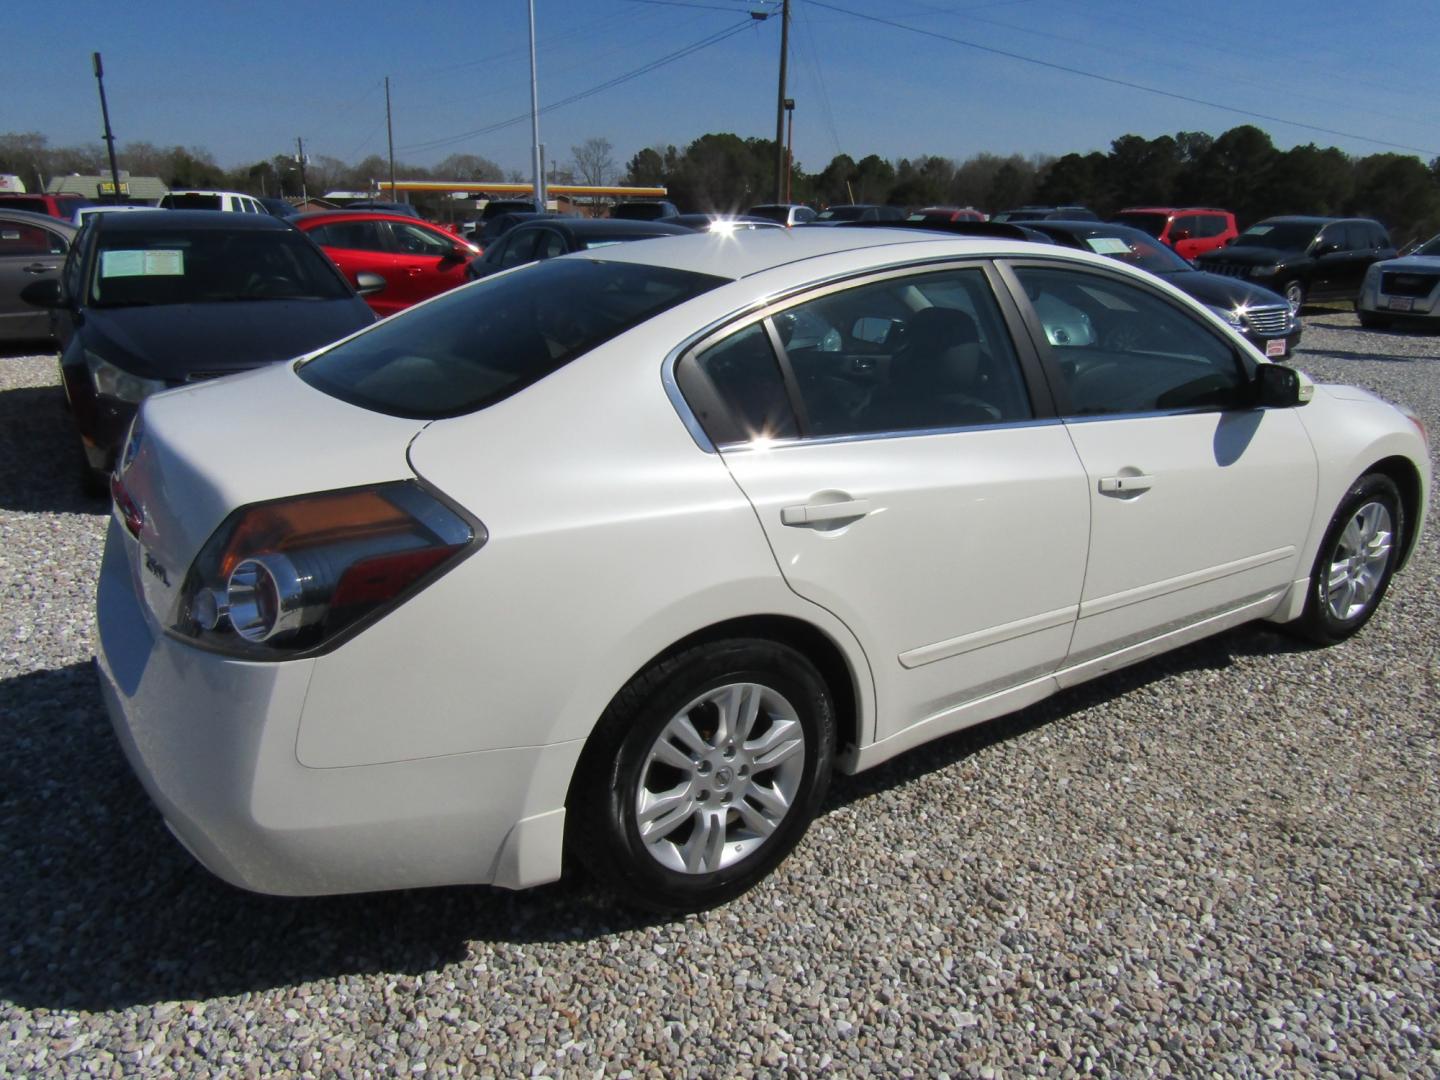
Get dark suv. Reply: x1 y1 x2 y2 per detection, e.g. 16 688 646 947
1196 216 1395 310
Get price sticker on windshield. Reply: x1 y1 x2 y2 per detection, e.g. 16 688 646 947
101 249 185 277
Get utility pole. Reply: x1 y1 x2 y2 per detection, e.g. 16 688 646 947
773 0 790 203
385 76 397 201
296 137 308 204
784 98 795 204
92 53 123 203
527 0 546 212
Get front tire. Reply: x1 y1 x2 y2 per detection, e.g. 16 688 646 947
1281 279 1306 313
569 639 835 913
1293 473 1403 645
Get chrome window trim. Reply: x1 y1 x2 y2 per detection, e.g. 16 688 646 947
714 416 1067 453
661 254 1011 453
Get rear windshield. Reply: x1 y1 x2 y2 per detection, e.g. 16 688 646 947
162 193 224 210
297 258 726 419
1111 212 1168 238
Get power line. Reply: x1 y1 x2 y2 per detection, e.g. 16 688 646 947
401 19 759 154
804 0 1440 157
793 1 845 159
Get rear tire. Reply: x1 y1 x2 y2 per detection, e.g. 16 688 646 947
568 639 834 913
1357 311 1391 330
1292 473 1403 645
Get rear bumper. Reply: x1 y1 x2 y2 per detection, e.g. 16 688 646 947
95 519 578 895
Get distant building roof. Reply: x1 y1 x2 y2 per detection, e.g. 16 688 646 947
48 174 169 202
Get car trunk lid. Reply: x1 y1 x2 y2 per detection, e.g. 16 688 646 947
111 362 430 628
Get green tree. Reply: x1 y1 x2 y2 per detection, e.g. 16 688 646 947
1351 153 1440 246
624 147 667 186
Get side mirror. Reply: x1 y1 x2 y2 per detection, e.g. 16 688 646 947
1254 362 1310 408
1171 229 1192 243
20 278 62 308
354 271 387 296
1313 241 1340 257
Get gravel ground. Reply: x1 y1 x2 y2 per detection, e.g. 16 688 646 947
2 313 1437 1078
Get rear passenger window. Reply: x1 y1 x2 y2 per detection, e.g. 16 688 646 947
776 268 1031 436
0 224 58 257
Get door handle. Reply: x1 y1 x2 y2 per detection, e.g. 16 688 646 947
781 499 873 526
23 263 55 274
1098 474 1154 495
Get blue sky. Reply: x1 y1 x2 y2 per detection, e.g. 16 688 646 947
11 0 1440 179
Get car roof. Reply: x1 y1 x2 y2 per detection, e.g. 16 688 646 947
1252 215 1339 225
296 210 447 227
567 225 1065 280
0 207 78 233
164 189 250 197
95 209 293 233
521 218 690 236
1117 206 1230 215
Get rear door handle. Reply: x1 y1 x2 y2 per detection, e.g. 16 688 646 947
1098 474 1154 495
781 499 873 526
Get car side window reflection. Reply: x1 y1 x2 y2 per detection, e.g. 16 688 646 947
499 230 541 269
314 221 387 252
1015 266 1249 417
693 324 799 443
775 268 1032 436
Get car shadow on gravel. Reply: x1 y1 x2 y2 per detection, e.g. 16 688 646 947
0 626 1308 1012
0 382 108 515
1295 346 1437 363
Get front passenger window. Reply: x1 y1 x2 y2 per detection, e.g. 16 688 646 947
1015 266 1249 416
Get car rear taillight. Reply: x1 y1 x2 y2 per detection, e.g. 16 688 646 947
173 481 481 659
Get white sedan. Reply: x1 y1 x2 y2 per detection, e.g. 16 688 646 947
96 228 1430 912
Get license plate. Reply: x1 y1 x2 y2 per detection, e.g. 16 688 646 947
1265 338 1287 357
1385 296 1414 311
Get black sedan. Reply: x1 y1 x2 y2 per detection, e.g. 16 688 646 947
0 208 76 344
22 210 378 487
1026 221 1302 359
467 218 690 280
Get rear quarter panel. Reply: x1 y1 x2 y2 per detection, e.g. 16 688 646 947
294 297 876 770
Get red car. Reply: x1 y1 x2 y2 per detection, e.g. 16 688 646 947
1111 207 1238 261
294 211 479 316
909 206 987 224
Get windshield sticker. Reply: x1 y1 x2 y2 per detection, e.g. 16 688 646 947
1244 225 1273 236
101 249 185 278
1085 237 1132 255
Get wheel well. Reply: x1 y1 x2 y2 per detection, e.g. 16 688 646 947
1367 455 1424 569
629 615 861 759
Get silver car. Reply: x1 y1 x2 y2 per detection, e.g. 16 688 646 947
1358 233 1440 328
0 208 75 343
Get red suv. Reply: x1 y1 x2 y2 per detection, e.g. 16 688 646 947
0 193 96 221
295 211 479 316
1111 207 1237 260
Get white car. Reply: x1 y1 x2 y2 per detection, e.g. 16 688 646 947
157 189 269 214
70 204 165 227
1358 234 1440 328
96 229 1430 912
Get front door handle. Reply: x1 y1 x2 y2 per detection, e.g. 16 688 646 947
781 499 873 526
1098 474 1154 496
23 263 56 275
